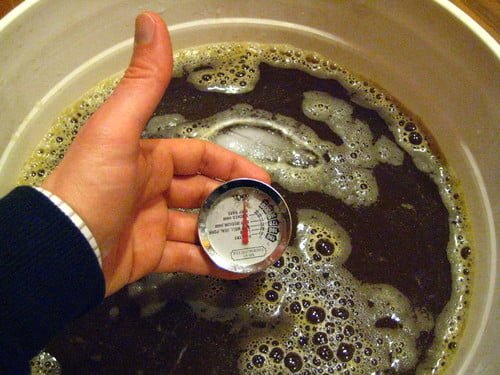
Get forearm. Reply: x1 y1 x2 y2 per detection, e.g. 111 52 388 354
0 186 105 373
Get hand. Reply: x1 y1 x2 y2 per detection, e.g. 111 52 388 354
41 12 271 296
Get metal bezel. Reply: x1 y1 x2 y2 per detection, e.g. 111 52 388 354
198 178 292 274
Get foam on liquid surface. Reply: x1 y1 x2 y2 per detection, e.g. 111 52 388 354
129 209 433 373
143 94 404 207
21 43 473 375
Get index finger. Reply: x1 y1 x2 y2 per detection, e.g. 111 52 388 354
160 138 271 183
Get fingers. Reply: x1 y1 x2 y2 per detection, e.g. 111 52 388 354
166 210 198 243
173 139 271 183
167 175 221 208
145 138 271 183
80 12 173 144
154 241 246 280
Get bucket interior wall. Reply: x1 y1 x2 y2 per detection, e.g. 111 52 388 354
0 1 497 373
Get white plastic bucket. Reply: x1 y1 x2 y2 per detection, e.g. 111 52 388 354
0 1 498 373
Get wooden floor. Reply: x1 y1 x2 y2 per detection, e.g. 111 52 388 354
0 0 23 19
451 0 499 40
0 0 498 40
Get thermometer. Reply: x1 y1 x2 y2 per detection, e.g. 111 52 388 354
198 178 292 274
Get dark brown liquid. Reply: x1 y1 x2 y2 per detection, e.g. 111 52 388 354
46 64 451 374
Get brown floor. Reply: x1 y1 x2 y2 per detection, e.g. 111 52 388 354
0 1 498 41
0 0 23 19
452 0 500 40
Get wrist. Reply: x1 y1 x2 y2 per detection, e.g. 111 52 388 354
34 186 103 268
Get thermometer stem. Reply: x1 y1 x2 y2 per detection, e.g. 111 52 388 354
242 196 249 245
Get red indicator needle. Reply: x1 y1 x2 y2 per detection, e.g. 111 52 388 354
242 196 249 245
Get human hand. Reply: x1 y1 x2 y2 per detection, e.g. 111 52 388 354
41 12 271 296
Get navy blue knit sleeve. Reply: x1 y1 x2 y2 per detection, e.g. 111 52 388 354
0 186 105 374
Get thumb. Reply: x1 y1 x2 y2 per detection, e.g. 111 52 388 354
80 12 173 143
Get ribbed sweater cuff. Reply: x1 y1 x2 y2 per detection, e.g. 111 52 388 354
0 186 105 373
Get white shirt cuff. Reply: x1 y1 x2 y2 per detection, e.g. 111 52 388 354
35 187 103 268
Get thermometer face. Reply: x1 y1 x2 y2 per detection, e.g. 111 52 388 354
198 179 292 274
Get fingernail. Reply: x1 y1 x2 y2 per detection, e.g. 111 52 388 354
135 13 155 45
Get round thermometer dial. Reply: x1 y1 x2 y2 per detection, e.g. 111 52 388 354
198 178 292 274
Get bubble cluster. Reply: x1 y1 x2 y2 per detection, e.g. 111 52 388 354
184 45 260 94
128 209 433 374
172 43 437 176
171 43 433 173
30 351 60 375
